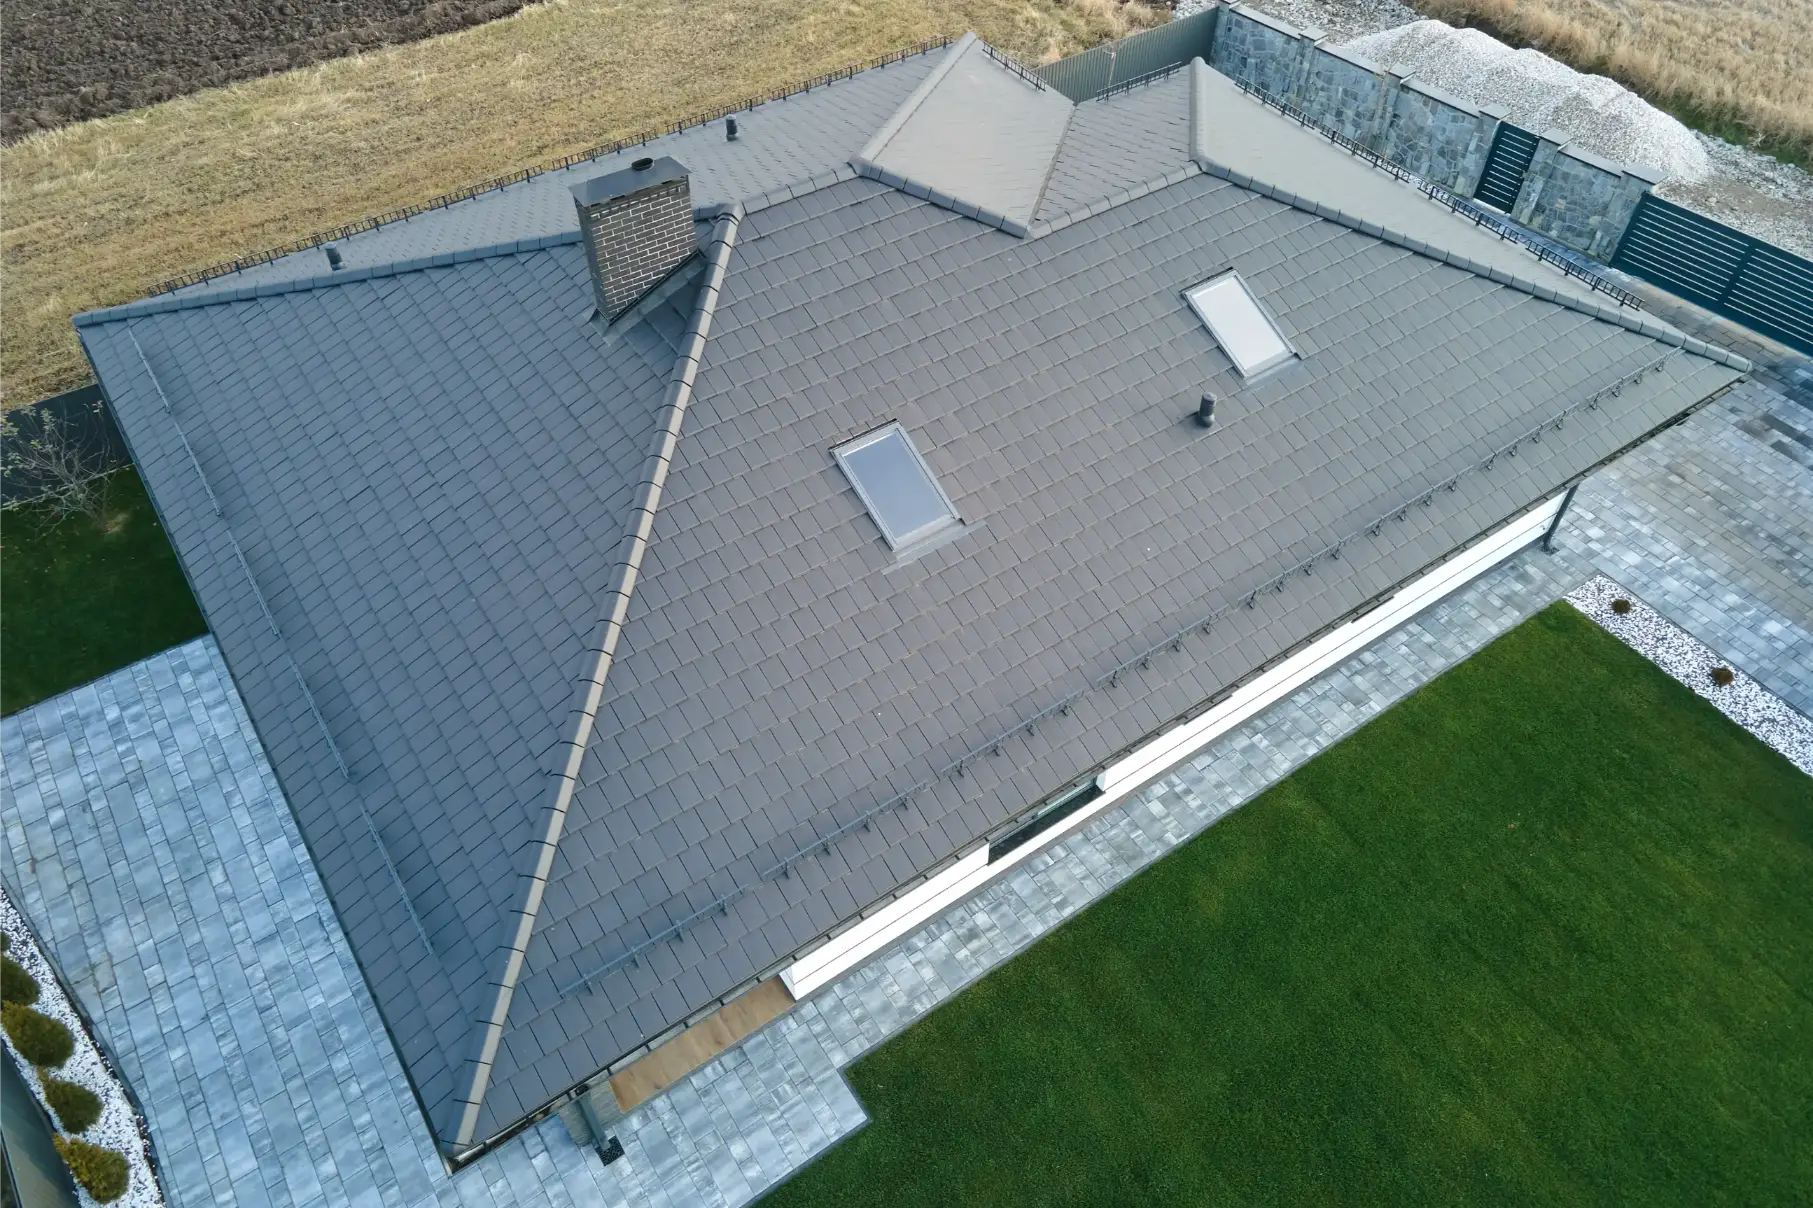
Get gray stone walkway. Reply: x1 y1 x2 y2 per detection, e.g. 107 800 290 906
3 368 1808 1206
0 642 616 1208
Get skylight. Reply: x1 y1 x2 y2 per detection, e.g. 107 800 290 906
1185 272 1294 378
834 423 960 549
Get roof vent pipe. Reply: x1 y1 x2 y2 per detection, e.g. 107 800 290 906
726 117 739 142
325 245 344 271
570 156 696 323
1194 393 1217 429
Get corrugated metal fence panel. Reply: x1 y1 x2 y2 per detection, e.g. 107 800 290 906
1612 194 1813 354
1037 10 1219 102
1472 122 1538 212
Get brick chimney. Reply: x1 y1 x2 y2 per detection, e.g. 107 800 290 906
570 156 697 322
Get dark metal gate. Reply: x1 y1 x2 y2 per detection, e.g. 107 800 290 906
1472 122 1539 212
1611 194 1813 355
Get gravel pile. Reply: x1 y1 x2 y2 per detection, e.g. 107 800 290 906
1566 575 1813 776
1341 21 1711 182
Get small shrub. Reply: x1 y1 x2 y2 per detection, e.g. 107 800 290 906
2 1001 74 1068
2 954 40 1005
54 1136 130 1203
1710 666 1735 686
1610 598 1632 614
43 1075 103 1132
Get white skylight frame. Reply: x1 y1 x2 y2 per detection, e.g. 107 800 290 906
833 422 962 550
1184 271 1296 378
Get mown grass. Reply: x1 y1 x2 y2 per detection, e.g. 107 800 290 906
764 603 1813 1206
0 0 1160 408
1408 0 1813 172
1 469 206 715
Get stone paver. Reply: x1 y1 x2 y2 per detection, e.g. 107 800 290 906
3 363 1808 1205
0 643 617 1208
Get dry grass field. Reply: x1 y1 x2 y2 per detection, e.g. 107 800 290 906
1410 0 1813 169
0 0 1159 408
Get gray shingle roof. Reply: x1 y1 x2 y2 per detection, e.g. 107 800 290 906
854 34 1074 233
80 238 698 1136
1035 67 1192 222
76 38 1748 1151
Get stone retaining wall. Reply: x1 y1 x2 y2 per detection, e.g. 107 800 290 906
1203 2 1655 254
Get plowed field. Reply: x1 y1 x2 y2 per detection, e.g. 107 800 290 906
3 0 528 140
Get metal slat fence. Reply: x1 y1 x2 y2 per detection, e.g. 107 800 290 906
1034 9 1218 102
1472 122 1539 212
1611 194 1813 354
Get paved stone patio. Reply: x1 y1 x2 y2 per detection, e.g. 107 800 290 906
4 354 1808 1205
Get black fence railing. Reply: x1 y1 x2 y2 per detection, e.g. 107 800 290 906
148 36 953 297
1094 60 1192 103
1229 77 1644 310
979 41 1047 90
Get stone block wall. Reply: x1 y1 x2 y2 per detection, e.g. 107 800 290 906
1209 5 1304 101
1381 82 1499 195
1297 43 1387 143
1512 134 1661 258
1204 2 1655 257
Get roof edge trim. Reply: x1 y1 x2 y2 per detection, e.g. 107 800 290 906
75 230 588 326
1025 164 1204 239
849 158 1034 236
446 204 745 1153
1189 57 1212 165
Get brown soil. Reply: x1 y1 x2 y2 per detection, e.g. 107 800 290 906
2 0 530 140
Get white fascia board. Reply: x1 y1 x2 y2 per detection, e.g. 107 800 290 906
781 492 1564 1001
1100 491 1564 796
782 845 991 998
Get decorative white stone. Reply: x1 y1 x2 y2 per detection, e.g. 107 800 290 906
1 891 164 1208
1567 574 1813 775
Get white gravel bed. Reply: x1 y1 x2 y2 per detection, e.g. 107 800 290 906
1567 575 1813 776
1 890 164 1208
1200 0 1813 257
1342 20 1711 182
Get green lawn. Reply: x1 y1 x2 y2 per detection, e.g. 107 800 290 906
1 469 206 715
765 604 1813 1206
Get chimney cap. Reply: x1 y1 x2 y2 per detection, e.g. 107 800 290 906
570 156 689 208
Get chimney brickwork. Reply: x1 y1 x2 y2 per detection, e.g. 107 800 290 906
573 160 696 322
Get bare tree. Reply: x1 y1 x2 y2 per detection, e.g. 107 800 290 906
1 400 118 525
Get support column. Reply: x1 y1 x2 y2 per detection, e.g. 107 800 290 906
1511 127 1570 226
1595 162 1665 261
1458 103 1508 198
1284 26 1325 107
